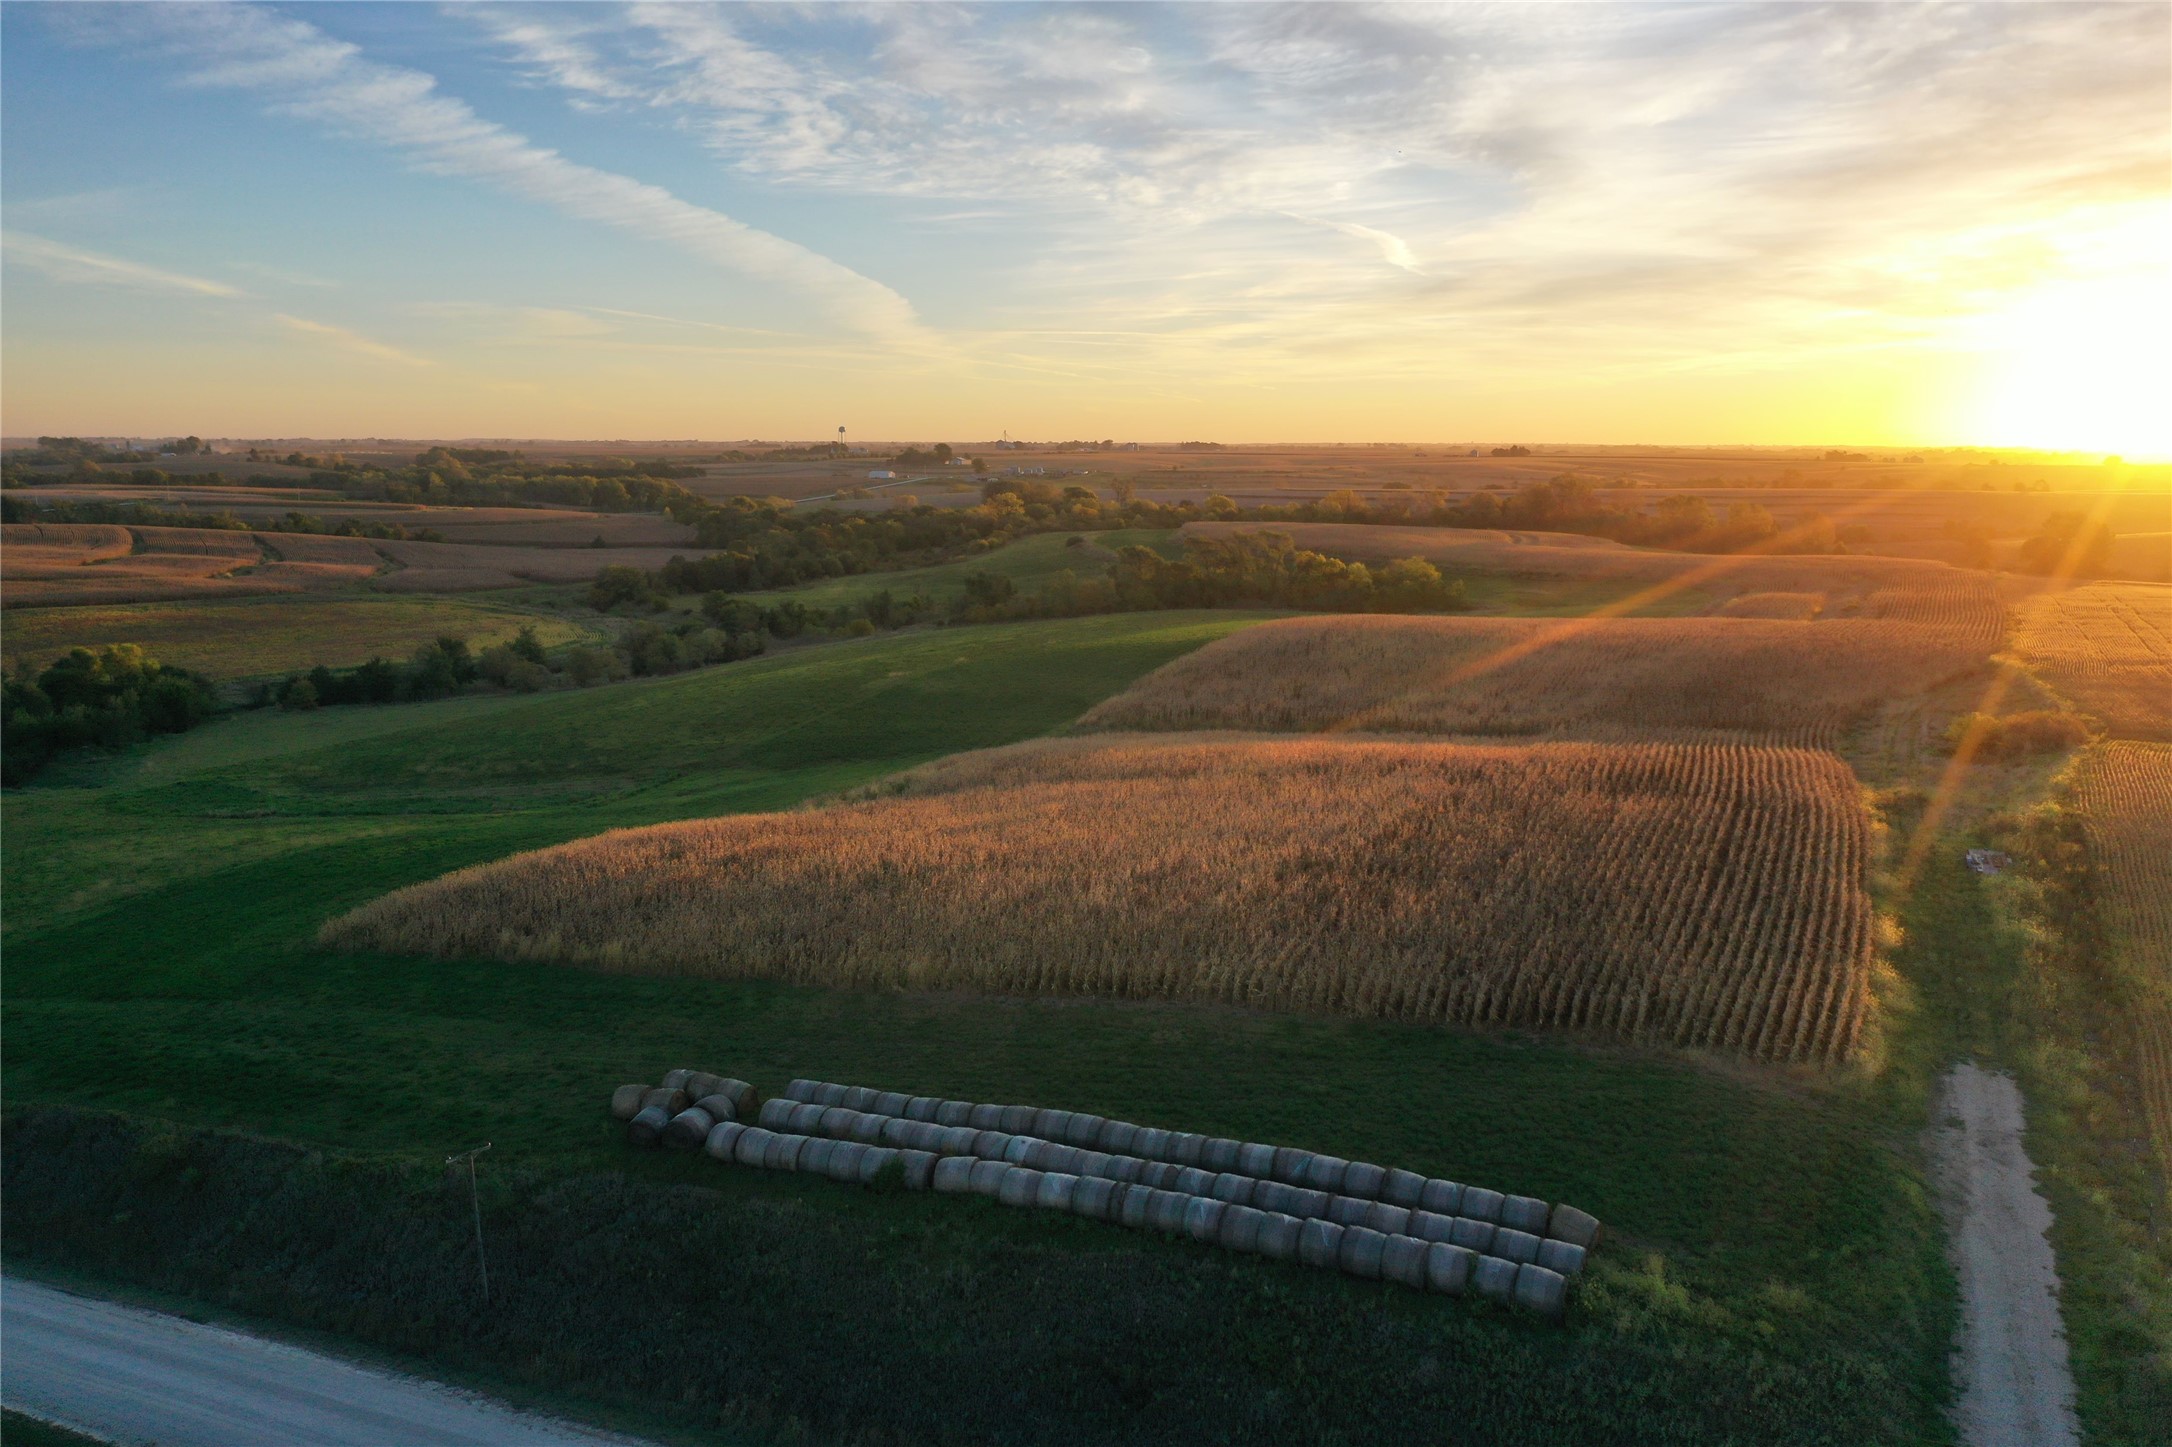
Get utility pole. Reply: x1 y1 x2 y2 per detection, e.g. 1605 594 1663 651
446 1143 492 1303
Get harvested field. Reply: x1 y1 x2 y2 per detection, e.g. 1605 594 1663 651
422 513 696 547
2 524 289 607
258 534 385 567
370 539 701 589
2072 742 2172 1177
1 523 136 566
125 527 261 558
2011 582 2172 739
324 734 1877 1063
1078 613 1995 746
1717 592 1825 619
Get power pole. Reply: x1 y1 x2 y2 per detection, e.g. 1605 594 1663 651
446 1143 492 1302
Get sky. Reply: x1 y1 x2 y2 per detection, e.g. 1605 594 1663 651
2 2 2167 452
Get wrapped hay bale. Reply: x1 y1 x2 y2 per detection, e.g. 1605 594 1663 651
818 1107 857 1139
1065 1114 1106 1148
1137 1161 1184 1191
1146 1189 1191 1235
1460 1187 1505 1223
999 1105 1036 1135
848 1114 887 1146
1169 1133 1207 1168
1303 1155 1351 1194
937 1100 975 1127
1297 1219 1345 1270
1513 1263 1569 1319
854 1146 899 1185
799 1138 836 1176
1098 1120 1140 1155
1271 1147 1312 1184
1327 1196 1372 1229
898 1146 939 1190
1407 1210 1456 1245
626 1105 670 1147
1472 1254 1519 1303
1254 1212 1302 1263
1201 1138 1241 1173
1182 1196 1227 1244
1499 1195 1551 1235
813 1082 849 1108
732 1127 776 1166
874 1091 911 1117
877 1118 914 1148
826 1142 869 1182
905 1096 941 1122
786 1102 826 1134
1343 1162 1387 1200
1174 1166 1215 1198
1419 1179 1464 1216
763 1133 807 1171
1072 1176 1117 1221
661 1069 694 1092
1547 1204 1603 1250
1252 1181 1298 1216
1217 1203 1265 1254
757 1099 796 1131
1425 1243 1475 1296
967 1102 1004 1130
999 1167 1045 1208
1035 1172 1080 1212
1449 1218 1497 1253
1002 1136 1036 1167
661 1107 715 1150
783 1078 820 1102
1492 1228 1542 1265
968 1160 1009 1197
932 1124 974 1156
684 1072 725 1102
1209 1173 1256 1207
610 1084 648 1121
1380 1169 1426 1209
932 1155 976 1194
1134 1127 1173 1160
1338 1226 1388 1279
971 1131 1014 1161
1236 1143 1277 1178
704 1121 746 1160
1537 1239 1587 1277
1032 1108 1074 1141
693 1093 741 1124
1366 1202 1411 1237
641 1087 688 1115
1381 1234 1430 1290
1072 1150 1113 1179
1100 1155 1146 1185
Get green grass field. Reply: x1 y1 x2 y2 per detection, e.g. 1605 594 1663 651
0 610 1963 1444
1 595 600 680
732 527 1184 612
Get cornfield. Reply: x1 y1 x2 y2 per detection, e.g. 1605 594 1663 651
2073 742 2172 1176
324 734 1877 1063
2012 582 2172 739
1077 613 1996 747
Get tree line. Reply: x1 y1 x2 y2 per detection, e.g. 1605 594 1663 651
3 646 219 785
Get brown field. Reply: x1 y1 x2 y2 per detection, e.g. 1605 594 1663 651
258 533 386 567
2011 582 2172 739
1 522 136 566
1078 613 1996 747
370 539 699 588
1 523 290 607
2072 742 2172 1176
323 734 1876 1063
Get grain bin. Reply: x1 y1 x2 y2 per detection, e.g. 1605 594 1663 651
1147 1189 1191 1235
705 1121 746 1160
1513 1263 1568 1319
1182 1197 1227 1244
610 1085 648 1121
932 1155 975 1194
1098 1121 1140 1155
1201 1138 1241 1173
694 1093 741 1123
1338 1226 1388 1280
640 1087 688 1115
897 1149 938 1191
1380 1169 1426 1209
1418 1179 1463 1216
1537 1240 1586 1277
1472 1254 1519 1303
1546 1204 1603 1250
1236 1143 1277 1178
1209 1173 1256 1207
1072 1176 1117 1221
1303 1155 1350 1194
1381 1235 1429 1290
1343 1162 1387 1200
731 1127 775 1166
999 1167 1044 1208
1254 1212 1302 1263
1491 1228 1541 1265
1499 1195 1550 1235
661 1107 715 1150
937 1100 975 1127
968 1160 1009 1197
1449 1218 1496 1253
1035 1173 1080 1212
626 1105 670 1147
1297 1219 1345 1270
1460 1187 1505 1223
1217 1203 1265 1254
1425 1243 1474 1296
757 1099 796 1131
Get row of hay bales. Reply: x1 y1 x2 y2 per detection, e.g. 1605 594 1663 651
610 1069 1593 1319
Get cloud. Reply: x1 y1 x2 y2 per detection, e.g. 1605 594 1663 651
3 230 243 297
273 313 435 367
1283 214 1425 275
60 2 930 348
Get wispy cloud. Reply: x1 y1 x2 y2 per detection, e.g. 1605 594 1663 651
2 230 242 297
59 2 931 349
273 313 435 367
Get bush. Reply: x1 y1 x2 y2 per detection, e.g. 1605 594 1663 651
2 645 219 785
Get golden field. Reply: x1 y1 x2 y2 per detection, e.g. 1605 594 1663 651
2073 742 2172 1176
2012 582 2172 740
322 734 1877 1063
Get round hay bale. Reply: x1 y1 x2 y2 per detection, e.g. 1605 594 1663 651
799 1138 836 1176
610 1085 648 1121
1499 1195 1550 1235
855 1146 899 1185
757 1099 796 1131
661 1068 694 1092
999 1167 1044 1208
936 1100 974 1127
819 1107 857 1139
1182 1196 1227 1243
1072 1175 1117 1220
662 1107 715 1150
1419 1179 1463 1216
1407 1210 1456 1244
1147 1189 1191 1235
967 1103 1004 1130
765 1133 807 1171
1043 1109 1080 1141
1036 1172 1080 1212
970 1131 1013 1161
1491 1228 1541 1265
1116 1183 1154 1229
1001 1135 1036 1167
1380 1169 1426 1209
1133 1127 1172 1161
1072 1150 1113 1179
814 1082 850 1108
1425 1243 1474 1296
827 1142 869 1182
1066 1114 1106 1148
704 1121 746 1160
1472 1254 1518 1303
1460 1187 1505 1223
905 1096 941 1122
934 1124 975 1155
1367 1202 1412 1237
1200 1138 1241 1174
1327 1196 1372 1228
1381 1234 1429 1290
1000 1105 1037 1135
685 1072 724 1103
932 1155 976 1194
1537 1239 1586 1277
874 1091 910 1118
1210 1173 1256 1207
626 1105 670 1147
641 1087 688 1115
1252 1181 1296 1216
1513 1263 1568 1319
1271 1147 1311 1184
878 1118 915 1147
1098 1120 1140 1155
1338 1226 1388 1279
848 1114 887 1145
1255 1212 1302 1262
1137 1161 1183 1191
1288 1187 1331 1221
1297 1219 1345 1270
1236 1143 1277 1178
831 1085 868 1111
897 1149 938 1191
969 1160 1009 1197
1168 1133 1207 1168
1449 1218 1497 1253
1546 1204 1603 1250
1102 1155 1146 1185
693 1093 740 1123
1174 1166 1215 1198
1303 1156 1350 1194
784 1077 820 1103
786 1102 826 1135
732 1127 775 1166
1343 1162 1386 1199
1217 1203 1265 1254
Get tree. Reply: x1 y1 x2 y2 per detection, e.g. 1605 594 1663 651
2015 510 2113 577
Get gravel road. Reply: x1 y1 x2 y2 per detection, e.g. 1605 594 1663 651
1929 1062 2082 1447
0 1276 649 1447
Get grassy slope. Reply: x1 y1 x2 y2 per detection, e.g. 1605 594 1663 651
1 595 599 680
2 611 1957 1445
732 527 1184 612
